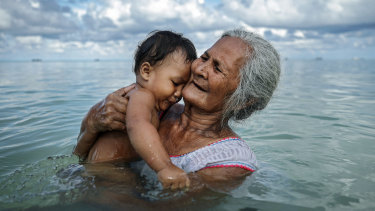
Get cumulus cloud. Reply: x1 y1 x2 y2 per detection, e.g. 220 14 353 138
0 0 77 38
221 0 375 31
0 0 374 60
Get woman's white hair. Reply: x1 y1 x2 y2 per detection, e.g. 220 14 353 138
222 29 281 123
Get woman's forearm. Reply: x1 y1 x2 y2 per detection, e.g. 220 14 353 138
73 85 134 160
73 108 99 159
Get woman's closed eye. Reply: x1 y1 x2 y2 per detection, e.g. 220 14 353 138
200 55 208 61
214 65 222 73
172 80 178 86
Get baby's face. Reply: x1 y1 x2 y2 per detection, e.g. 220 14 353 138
148 51 192 111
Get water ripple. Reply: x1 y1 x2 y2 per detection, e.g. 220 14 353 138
1 60 375 210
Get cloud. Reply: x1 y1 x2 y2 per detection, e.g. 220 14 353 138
0 0 374 60
221 0 375 32
0 8 12 29
0 0 78 38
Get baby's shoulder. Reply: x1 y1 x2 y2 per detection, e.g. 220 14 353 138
127 87 155 101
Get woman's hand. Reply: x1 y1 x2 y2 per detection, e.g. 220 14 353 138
87 84 136 133
73 84 135 159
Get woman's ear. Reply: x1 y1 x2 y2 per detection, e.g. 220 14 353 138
139 62 152 81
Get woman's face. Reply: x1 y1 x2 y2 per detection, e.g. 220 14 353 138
182 36 249 113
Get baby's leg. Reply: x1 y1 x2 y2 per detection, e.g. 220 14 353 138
87 131 140 163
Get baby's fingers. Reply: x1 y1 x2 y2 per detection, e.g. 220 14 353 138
178 177 190 190
170 177 188 190
161 180 171 190
171 181 181 190
185 177 191 188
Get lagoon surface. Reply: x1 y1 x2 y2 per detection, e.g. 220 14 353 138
0 60 374 210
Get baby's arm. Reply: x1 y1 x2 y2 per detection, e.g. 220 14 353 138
126 90 190 190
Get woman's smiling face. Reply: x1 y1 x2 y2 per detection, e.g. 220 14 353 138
182 36 249 113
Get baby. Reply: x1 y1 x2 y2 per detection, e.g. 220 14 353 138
87 31 197 189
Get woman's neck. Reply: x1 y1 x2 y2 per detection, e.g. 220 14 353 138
179 103 231 138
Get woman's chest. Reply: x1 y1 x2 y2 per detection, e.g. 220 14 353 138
158 124 217 156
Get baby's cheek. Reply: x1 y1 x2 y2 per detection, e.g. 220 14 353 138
159 100 170 111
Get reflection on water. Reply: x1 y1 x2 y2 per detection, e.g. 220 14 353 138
1 60 375 210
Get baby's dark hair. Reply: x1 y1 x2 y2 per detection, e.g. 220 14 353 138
133 30 197 74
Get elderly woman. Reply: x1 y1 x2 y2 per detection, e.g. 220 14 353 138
74 29 280 190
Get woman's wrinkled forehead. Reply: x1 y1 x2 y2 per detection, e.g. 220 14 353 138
207 36 249 74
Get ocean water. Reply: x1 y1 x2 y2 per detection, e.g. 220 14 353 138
0 60 374 210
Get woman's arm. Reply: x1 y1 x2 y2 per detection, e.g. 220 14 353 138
73 84 135 159
185 167 251 193
195 167 252 192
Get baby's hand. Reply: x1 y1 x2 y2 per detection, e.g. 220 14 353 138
157 165 190 190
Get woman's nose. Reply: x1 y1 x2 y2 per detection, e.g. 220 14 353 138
193 60 208 79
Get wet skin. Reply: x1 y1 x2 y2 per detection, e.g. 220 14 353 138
87 50 191 190
75 37 253 191
87 50 190 164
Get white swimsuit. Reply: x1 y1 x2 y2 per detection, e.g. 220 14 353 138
139 137 257 180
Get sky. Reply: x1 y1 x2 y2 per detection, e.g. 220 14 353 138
0 0 374 61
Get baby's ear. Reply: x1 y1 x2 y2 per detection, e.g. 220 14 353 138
139 62 152 81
